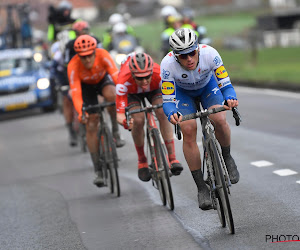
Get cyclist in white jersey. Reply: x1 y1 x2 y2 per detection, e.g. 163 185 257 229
160 28 239 210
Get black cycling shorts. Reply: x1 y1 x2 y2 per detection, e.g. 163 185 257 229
81 73 115 113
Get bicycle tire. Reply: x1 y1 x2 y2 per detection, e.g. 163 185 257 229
209 140 235 234
79 123 87 153
98 129 111 190
204 147 226 228
152 128 174 210
147 131 166 206
103 125 121 197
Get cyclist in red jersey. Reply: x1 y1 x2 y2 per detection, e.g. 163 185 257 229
116 52 183 181
68 34 125 187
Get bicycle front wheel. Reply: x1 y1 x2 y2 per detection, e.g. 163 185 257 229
147 130 166 206
152 128 174 210
209 140 234 234
99 125 121 197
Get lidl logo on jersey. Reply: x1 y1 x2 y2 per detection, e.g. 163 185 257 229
161 80 175 95
214 65 228 80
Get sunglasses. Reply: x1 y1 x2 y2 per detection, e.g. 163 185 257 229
175 49 197 60
79 52 95 59
134 74 152 81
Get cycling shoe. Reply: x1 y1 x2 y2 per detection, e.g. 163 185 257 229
170 160 183 176
197 187 212 210
138 162 151 182
224 155 240 184
93 171 104 187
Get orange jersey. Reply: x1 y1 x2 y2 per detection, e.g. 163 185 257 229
67 48 118 116
115 58 161 113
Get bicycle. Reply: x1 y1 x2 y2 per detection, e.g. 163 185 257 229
82 102 121 197
175 103 241 234
125 98 174 210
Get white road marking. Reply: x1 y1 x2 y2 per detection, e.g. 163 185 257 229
251 160 273 167
296 180 300 184
273 169 298 176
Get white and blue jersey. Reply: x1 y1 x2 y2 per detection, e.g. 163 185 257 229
160 44 237 120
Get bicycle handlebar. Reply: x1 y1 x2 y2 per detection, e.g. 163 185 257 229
181 106 227 121
125 103 163 129
81 102 115 121
175 106 242 140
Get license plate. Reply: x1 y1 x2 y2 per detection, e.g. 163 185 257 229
0 92 37 110
5 103 29 111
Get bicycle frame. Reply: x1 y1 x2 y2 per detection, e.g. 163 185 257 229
126 98 174 210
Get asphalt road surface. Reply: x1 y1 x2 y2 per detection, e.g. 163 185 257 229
0 86 300 250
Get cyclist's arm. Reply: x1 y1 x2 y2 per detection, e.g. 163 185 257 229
160 60 177 122
209 47 237 102
67 59 83 117
47 24 55 42
116 76 134 128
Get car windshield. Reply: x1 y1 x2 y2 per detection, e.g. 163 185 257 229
0 57 39 74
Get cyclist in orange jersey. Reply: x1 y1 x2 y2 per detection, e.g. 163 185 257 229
68 34 125 187
116 52 183 182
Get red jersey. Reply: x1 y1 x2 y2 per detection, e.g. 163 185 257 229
67 48 119 116
115 56 161 113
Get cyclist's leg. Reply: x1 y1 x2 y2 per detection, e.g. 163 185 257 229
58 71 77 146
99 75 125 147
150 90 183 175
82 83 104 186
128 94 150 182
176 87 212 210
201 76 239 184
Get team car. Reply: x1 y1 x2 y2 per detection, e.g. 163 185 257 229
0 48 56 113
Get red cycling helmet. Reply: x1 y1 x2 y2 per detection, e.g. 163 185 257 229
74 35 97 56
72 20 90 32
129 53 153 77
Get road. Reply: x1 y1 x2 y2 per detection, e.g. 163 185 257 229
0 86 300 250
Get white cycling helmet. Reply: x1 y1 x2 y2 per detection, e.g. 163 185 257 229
108 13 124 26
112 22 127 34
160 5 178 18
58 0 72 10
169 28 198 54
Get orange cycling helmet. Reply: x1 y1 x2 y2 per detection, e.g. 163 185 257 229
72 20 90 32
74 35 97 56
129 53 153 77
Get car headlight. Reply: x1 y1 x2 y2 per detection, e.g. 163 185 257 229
115 54 127 65
34 52 43 62
37 78 50 89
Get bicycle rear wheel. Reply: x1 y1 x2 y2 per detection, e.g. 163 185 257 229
209 140 234 234
152 128 174 210
103 125 121 197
